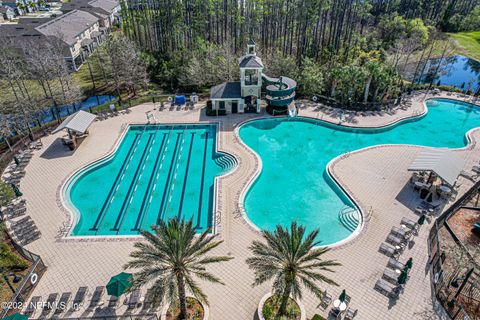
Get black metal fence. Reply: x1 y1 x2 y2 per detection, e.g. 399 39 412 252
57 314 159 320
427 182 480 320
1 240 47 318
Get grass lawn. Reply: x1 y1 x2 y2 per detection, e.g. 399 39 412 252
447 31 480 61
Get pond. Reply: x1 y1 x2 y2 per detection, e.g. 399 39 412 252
414 55 480 92
39 95 116 124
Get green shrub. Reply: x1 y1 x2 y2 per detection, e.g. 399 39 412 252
312 315 326 320
0 243 29 271
0 181 14 207
205 101 226 116
262 303 273 319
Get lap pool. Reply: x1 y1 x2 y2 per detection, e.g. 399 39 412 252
239 98 480 245
65 124 236 236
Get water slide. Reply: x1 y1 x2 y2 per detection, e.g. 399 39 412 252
262 74 297 107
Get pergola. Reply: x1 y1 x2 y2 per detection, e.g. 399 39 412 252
52 110 97 138
408 149 465 187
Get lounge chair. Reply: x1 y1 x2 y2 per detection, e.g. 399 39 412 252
72 287 88 309
143 288 155 310
90 286 104 308
108 295 119 308
400 217 417 230
127 289 141 309
387 258 405 270
379 243 399 258
374 279 398 298
391 226 410 240
44 293 58 310
318 290 333 310
382 268 399 285
386 234 406 247
25 296 41 315
345 308 358 320
55 292 71 314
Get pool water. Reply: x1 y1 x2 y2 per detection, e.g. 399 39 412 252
66 124 236 236
239 98 480 245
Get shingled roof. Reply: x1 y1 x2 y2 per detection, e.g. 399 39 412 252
210 82 242 99
238 55 263 68
35 9 99 46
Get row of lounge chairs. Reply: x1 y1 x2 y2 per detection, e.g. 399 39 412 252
1 148 43 245
26 286 158 317
1 150 33 185
155 101 196 112
7 215 41 246
376 217 418 298
0 197 26 220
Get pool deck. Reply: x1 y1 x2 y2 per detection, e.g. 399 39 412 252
16 91 480 319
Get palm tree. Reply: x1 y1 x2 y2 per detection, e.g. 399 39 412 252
124 217 233 320
246 222 340 317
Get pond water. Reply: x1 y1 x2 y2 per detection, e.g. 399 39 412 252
415 55 480 92
39 95 116 124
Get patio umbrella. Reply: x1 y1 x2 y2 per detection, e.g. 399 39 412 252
405 257 413 269
106 272 132 297
10 183 22 197
13 156 20 166
397 270 408 285
3 313 29 320
339 289 346 302
417 214 426 226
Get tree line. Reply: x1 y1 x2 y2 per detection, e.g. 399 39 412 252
0 33 148 147
121 0 477 103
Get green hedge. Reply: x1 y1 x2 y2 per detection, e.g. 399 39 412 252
0 243 29 271
0 181 14 207
205 100 226 116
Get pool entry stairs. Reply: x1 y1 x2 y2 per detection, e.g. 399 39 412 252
339 206 360 232
214 153 237 173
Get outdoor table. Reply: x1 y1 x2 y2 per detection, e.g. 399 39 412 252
401 224 408 229
333 299 347 311
395 269 401 274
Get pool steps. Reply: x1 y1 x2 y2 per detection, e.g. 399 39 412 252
214 153 237 173
339 206 360 232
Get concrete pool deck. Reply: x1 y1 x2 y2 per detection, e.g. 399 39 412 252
16 92 480 319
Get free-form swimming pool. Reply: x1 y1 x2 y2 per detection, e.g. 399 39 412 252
239 98 480 245
66 124 236 236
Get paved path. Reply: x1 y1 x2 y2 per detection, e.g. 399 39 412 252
15 93 480 319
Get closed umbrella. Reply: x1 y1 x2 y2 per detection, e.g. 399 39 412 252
13 156 20 166
339 289 346 302
405 257 413 269
106 272 132 297
397 270 408 285
3 313 29 320
11 183 22 197
417 214 426 226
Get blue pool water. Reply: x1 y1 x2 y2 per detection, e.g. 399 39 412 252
66 124 236 236
239 98 480 245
